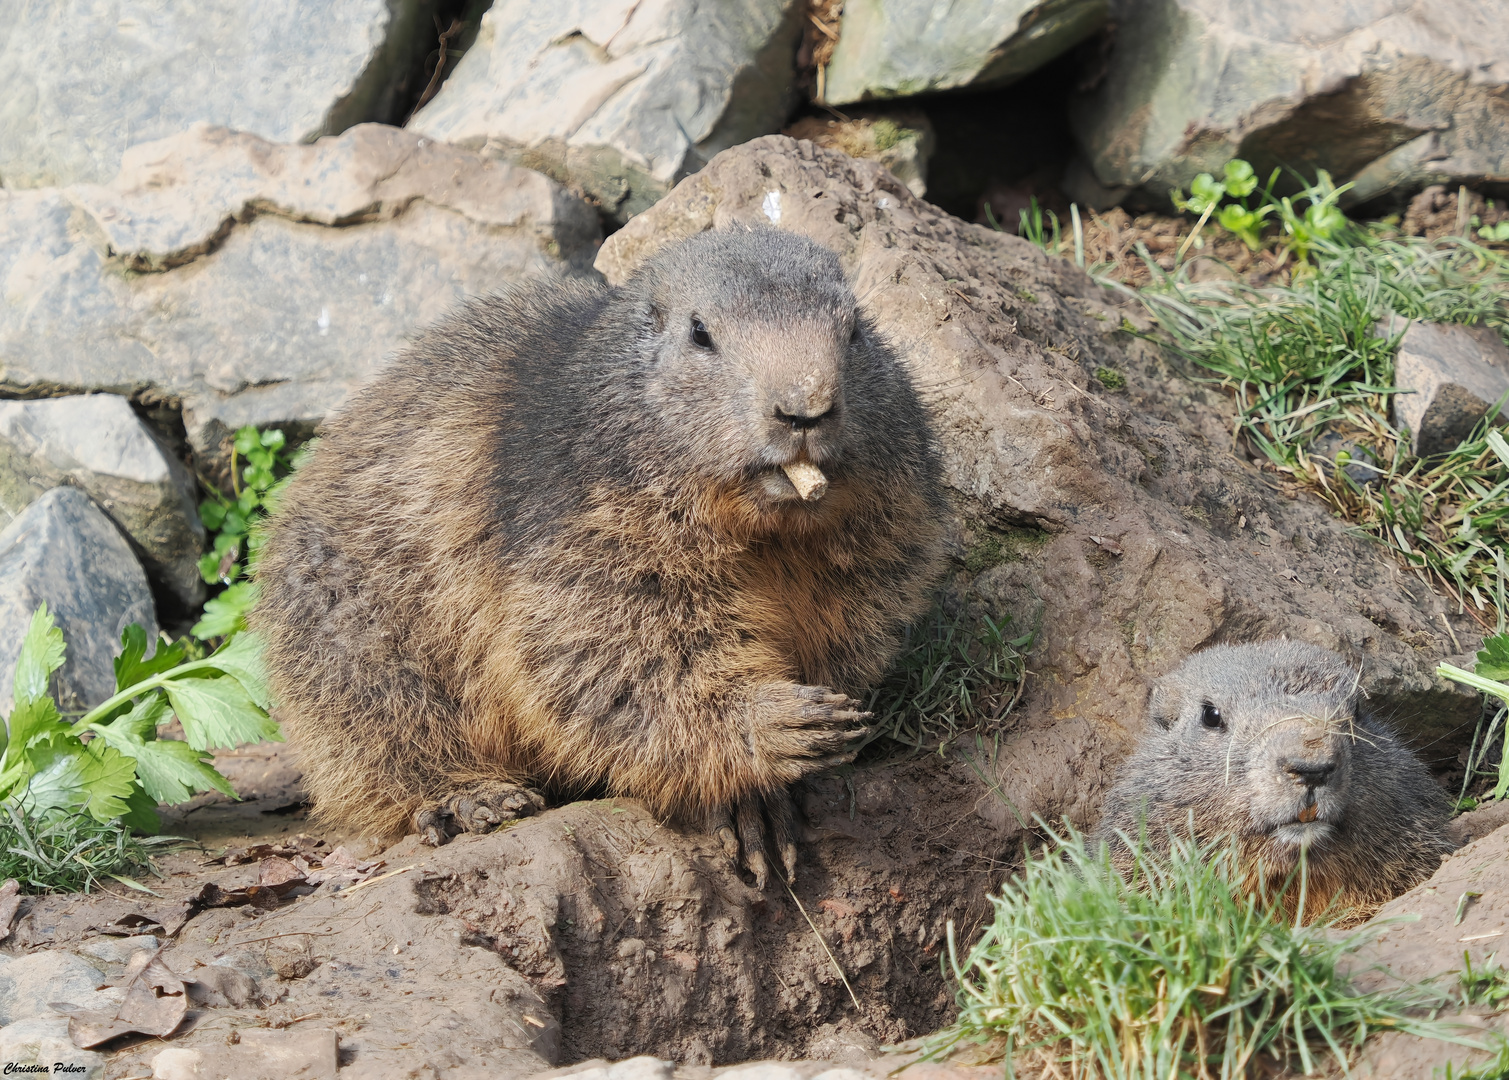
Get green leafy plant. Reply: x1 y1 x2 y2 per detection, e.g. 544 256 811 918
923 827 1469 1079
1277 170 1351 263
1440 631 1509 803
1478 221 1509 243
197 426 290 588
193 425 302 640
865 599 1033 753
1171 159 1353 260
1 604 281 836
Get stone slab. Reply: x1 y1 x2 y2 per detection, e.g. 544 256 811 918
0 124 602 461
0 395 204 606
1071 0 1509 202
410 0 804 222
0 487 157 712
0 0 431 189
822 0 1108 105
1389 319 1509 457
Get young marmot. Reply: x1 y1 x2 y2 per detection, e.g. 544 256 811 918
251 228 946 886
1094 641 1452 918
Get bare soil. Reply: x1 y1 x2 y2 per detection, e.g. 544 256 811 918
9 736 1023 1078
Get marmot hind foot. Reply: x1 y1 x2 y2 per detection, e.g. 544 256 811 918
710 788 800 890
416 781 546 846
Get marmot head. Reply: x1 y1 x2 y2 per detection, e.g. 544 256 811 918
612 227 928 529
1141 640 1366 867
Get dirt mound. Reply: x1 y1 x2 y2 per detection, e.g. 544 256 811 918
12 743 1011 1077
601 136 1482 836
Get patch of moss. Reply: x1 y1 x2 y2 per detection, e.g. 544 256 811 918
1016 289 1038 304
870 118 905 152
1094 366 1127 391
964 525 1052 575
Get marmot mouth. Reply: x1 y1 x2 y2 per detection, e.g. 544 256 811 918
1268 819 1335 850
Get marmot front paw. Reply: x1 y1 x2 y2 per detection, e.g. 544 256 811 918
750 682 871 785
415 781 546 846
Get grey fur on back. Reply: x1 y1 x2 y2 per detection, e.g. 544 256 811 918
1094 640 1452 917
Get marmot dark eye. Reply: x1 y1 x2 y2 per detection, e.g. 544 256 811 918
1200 702 1224 730
690 318 713 349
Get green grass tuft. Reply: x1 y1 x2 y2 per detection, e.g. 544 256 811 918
0 803 176 893
864 599 1032 753
1460 950 1509 1010
1444 1038 1509 1080
925 827 1469 1079
1128 231 1509 625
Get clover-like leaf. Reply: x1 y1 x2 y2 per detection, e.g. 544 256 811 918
199 500 227 530
1222 159 1257 198
1187 173 1226 214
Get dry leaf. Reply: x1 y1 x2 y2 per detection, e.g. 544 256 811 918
1089 535 1124 556
59 950 188 1048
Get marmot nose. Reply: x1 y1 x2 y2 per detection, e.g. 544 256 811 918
1280 758 1336 789
774 403 835 432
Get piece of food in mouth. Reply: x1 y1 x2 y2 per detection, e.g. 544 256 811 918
782 460 828 501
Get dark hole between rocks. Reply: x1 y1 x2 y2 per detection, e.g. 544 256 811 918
394 0 497 127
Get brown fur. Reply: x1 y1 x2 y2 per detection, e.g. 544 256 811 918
1094 640 1453 921
251 229 946 868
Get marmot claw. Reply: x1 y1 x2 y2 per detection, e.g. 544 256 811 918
415 781 546 846
753 683 872 782
709 788 799 890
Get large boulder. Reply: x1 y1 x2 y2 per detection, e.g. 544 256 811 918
1071 0 1509 203
599 135 1482 833
409 0 805 222
0 123 601 460
0 0 433 190
821 0 1108 105
0 487 157 712
0 395 205 608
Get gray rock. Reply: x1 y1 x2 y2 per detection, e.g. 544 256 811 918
0 1016 106 1078
822 0 1108 105
0 124 601 461
0 949 123 1025
0 395 205 607
1389 320 1509 458
409 0 804 222
73 934 162 972
0 0 432 189
546 1059 676 1080
0 487 157 712
1071 0 1509 203
149 1030 338 1080
1311 432 1382 487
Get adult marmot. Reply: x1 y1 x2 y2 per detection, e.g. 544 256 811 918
1094 641 1452 919
252 228 946 885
